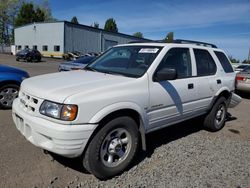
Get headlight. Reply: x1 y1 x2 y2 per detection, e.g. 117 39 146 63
39 100 78 121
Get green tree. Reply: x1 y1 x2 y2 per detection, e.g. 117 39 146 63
133 32 143 38
71 16 78 24
241 59 250 64
0 0 20 44
164 32 174 42
93 22 99 28
40 0 54 21
228 55 240 64
104 18 118 32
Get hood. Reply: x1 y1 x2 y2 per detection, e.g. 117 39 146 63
21 70 134 103
0 64 29 76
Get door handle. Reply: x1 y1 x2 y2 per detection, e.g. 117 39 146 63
217 79 221 84
188 83 194 89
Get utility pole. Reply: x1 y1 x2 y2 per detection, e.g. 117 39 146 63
248 47 250 62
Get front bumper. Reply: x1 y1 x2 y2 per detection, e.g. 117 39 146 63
12 99 97 158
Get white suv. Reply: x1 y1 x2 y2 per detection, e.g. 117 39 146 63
12 40 240 179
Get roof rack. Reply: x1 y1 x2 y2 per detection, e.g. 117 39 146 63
128 40 154 44
173 39 217 48
128 39 217 48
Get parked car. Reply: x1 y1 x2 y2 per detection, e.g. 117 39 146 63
58 56 96 71
234 64 250 73
16 49 42 62
0 65 29 109
12 40 240 179
236 66 250 92
62 51 83 60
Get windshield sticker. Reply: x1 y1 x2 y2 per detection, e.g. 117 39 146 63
139 48 159 53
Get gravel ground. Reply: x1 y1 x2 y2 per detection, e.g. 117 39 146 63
0 54 249 187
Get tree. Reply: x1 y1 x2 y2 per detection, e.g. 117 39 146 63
241 59 250 64
14 2 47 27
133 32 143 38
104 18 118 32
40 0 55 21
71 16 78 24
93 22 99 28
228 55 240 64
164 32 174 42
0 0 20 44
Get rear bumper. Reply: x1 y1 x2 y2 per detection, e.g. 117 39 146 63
12 99 97 158
236 82 250 92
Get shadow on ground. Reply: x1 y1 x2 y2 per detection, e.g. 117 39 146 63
235 91 250 99
50 115 237 176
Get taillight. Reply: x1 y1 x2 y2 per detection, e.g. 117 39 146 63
236 76 246 81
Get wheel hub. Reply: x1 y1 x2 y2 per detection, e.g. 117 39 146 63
108 138 122 154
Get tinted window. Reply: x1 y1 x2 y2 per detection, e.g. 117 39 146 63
157 48 192 79
237 65 248 69
214 51 234 73
241 66 250 73
194 49 216 76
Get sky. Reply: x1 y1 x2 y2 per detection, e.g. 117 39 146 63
46 0 250 61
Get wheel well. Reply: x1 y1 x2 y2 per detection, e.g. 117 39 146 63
217 90 231 100
81 109 141 157
98 109 140 128
0 81 20 88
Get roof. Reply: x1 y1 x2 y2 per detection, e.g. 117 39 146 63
14 21 151 41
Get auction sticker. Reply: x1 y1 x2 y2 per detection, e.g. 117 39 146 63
139 48 159 53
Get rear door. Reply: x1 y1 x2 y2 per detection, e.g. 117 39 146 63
192 48 218 111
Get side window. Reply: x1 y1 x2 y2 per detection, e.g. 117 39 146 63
214 51 234 73
194 49 216 76
156 48 192 79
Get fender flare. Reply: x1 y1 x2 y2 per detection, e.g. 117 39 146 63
89 102 148 150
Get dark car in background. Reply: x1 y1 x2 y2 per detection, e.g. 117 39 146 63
0 65 29 109
16 49 42 62
58 56 96 71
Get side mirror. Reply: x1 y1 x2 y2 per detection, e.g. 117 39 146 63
154 68 177 81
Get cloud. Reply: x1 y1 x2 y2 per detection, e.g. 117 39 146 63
54 1 250 35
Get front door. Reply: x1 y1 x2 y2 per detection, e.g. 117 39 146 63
148 47 198 130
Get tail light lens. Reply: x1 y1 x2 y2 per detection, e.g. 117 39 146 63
236 76 246 81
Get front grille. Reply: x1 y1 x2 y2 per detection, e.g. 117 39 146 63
19 91 41 115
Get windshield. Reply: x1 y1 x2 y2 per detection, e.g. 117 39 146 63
74 56 95 64
86 46 162 78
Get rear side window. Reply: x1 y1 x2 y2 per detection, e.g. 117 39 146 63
194 49 216 76
214 51 234 73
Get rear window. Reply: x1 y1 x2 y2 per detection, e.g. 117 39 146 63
214 51 234 73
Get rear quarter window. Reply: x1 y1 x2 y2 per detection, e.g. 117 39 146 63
214 51 234 73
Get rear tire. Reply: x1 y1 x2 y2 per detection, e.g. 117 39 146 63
204 97 227 132
83 116 139 180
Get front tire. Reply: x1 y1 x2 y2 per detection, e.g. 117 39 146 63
83 116 139 179
0 84 19 109
204 97 227 131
